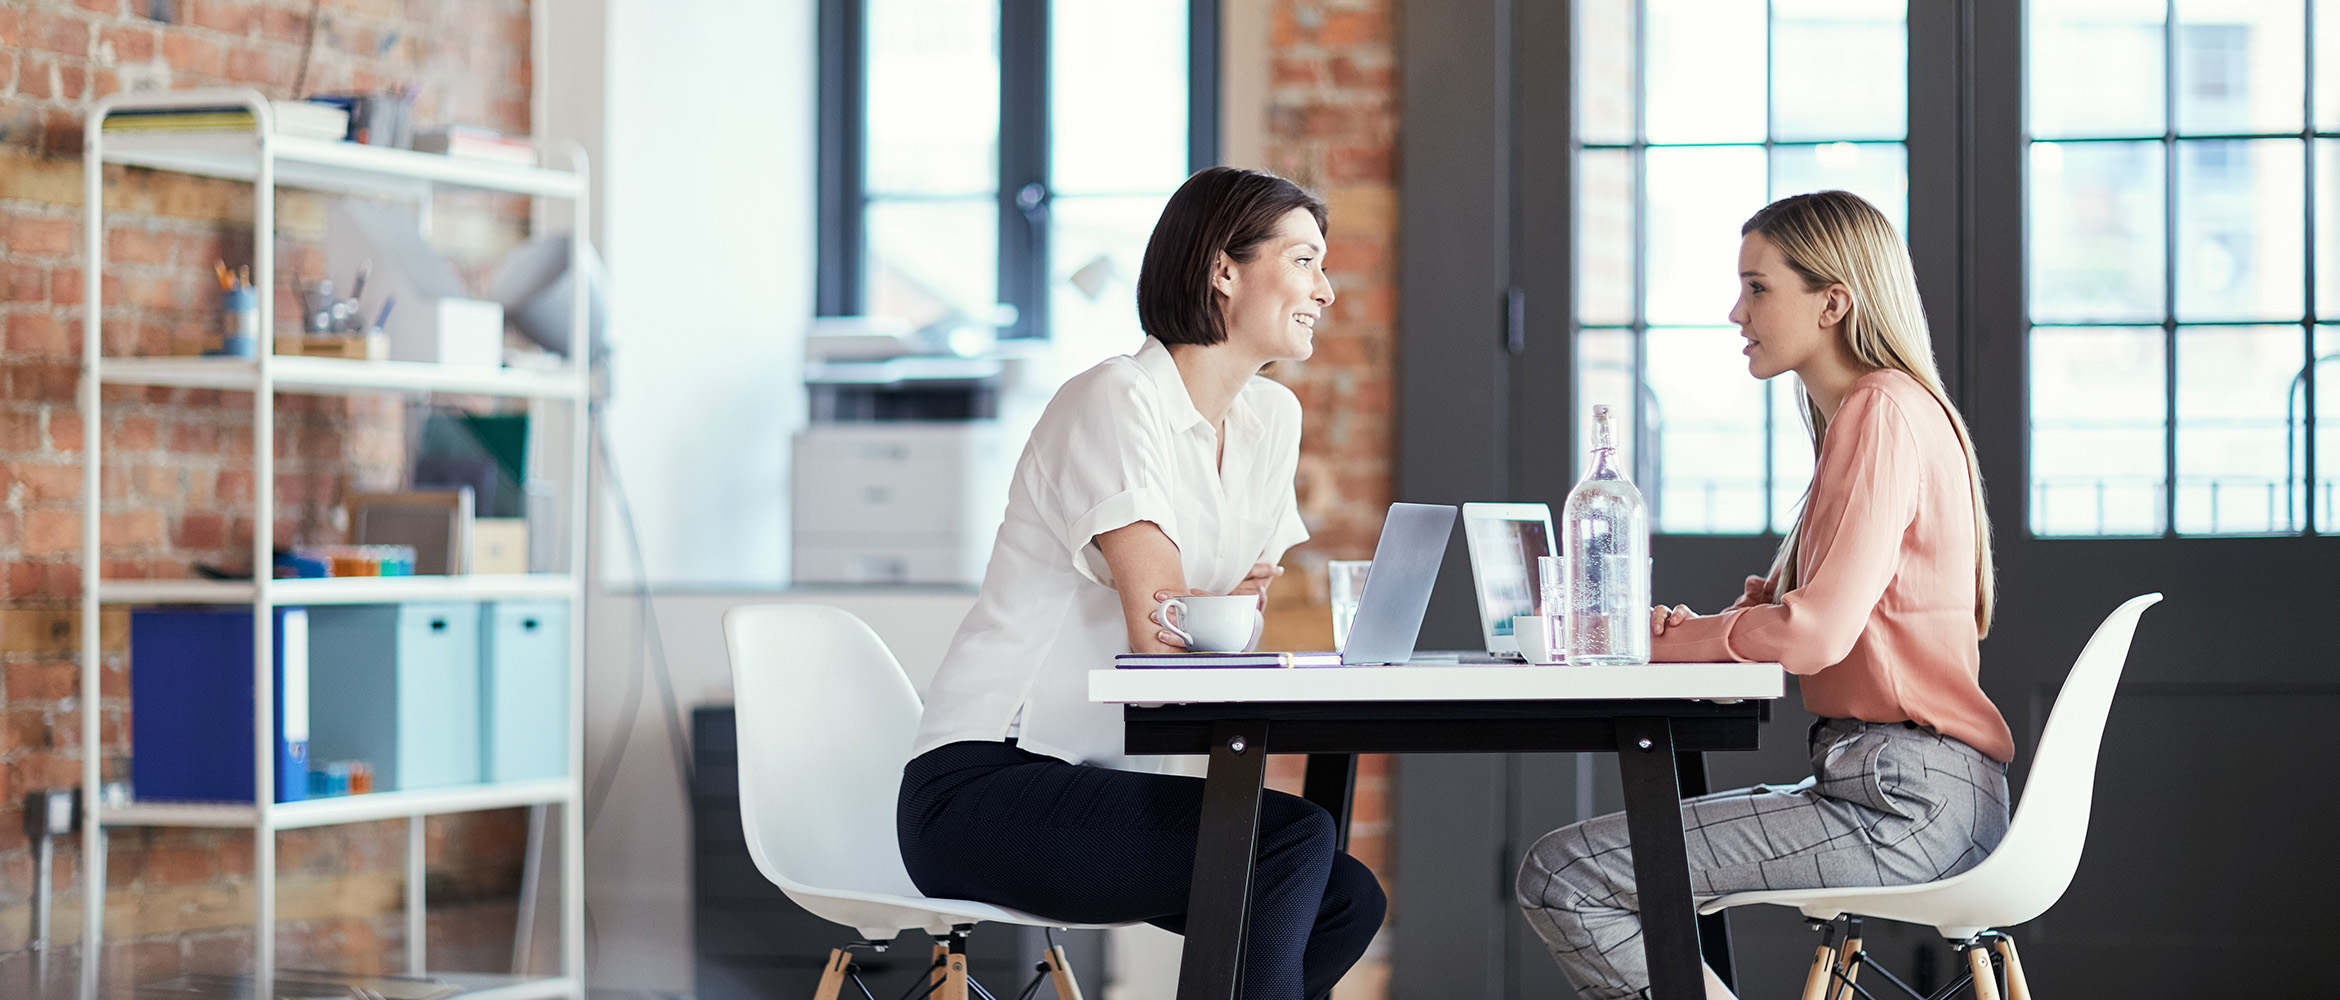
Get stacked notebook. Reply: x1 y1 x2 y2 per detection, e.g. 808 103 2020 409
1115 651 1346 668
102 101 351 139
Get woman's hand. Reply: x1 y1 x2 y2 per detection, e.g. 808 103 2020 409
1227 562 1282 607
1149 564 1282 649
1649 604 1693 637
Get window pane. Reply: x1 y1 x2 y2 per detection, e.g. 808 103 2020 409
1771 0 1907 142
1052 0 1188 195
1578 0 1637 146
1579 149 1635 326
1646 328 1768 534
1576 328 1638 482
1771 142 1910 237
2317 0 2340 130
2176 139 2304 322
1050 195 1163 366
2175 326 2303 534
1645 0 1766 144
1645 145 1767 327
865 198 999 328
2029 141 2166 324
2317 326 2340 527
2029 326 2168 536
866 0 998 196
2315 140 2340 317
2173 0 2303 137
2029 0 2165 139
1771 377 1814 535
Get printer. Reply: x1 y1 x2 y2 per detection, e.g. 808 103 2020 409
791 318 1011 586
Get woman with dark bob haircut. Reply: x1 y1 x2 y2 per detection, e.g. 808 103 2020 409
899 166 1382 999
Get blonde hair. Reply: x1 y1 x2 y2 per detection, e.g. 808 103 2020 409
1743 190 1996 636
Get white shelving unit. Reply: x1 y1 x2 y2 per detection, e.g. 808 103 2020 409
77 89 590 1000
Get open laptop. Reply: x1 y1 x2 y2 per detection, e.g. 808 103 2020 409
1339 502 1460 665
1460 502 1557 661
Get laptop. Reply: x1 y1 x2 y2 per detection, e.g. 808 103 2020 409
1340 502 1460 665
1460 502 1557 661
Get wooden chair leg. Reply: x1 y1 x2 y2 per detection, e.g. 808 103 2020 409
1797 936 1834 997
812 949 850 1000
1993 937 2031 1000
1832 924 1864 1000
930 941 949 991
1043 943 1086 1000
939 949 971 1000
1966 945 2001 1000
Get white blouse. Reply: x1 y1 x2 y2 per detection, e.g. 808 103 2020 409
912 337 1310 771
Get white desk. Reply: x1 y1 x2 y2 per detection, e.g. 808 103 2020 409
1091 659 1786 1000
1090 660 1784 704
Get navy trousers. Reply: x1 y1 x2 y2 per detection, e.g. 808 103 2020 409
898 740 1385 1000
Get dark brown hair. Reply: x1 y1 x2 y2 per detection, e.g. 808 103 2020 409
1136 167 1329 346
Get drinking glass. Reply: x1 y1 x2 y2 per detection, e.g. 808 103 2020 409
1327 560 1372 651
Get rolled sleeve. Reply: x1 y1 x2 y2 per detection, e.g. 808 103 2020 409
1064 485 1183 588
1040 369 1190 588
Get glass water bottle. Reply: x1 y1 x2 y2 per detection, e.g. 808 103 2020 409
1564 404 1651 665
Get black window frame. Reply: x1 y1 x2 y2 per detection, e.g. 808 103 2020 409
2023 1 2332 539
816 0 1223 339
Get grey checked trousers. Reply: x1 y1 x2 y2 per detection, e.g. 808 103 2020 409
1516 719 2011 1000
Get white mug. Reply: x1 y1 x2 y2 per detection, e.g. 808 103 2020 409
1156 595 1262 652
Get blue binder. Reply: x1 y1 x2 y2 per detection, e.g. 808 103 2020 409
128 607 309 804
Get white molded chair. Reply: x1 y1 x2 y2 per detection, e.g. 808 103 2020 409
723 603 1106 1000
1699 593 2163 1000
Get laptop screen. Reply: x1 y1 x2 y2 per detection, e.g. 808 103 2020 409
1461 503 1556 656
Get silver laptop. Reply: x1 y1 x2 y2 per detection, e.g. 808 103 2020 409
1340 502 1459 665
1460 502 1557 660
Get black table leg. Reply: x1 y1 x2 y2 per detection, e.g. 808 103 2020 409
1615 718 1703 1000
1300 753 1357 852
1176 719 1271 1000
1673 750 1736 991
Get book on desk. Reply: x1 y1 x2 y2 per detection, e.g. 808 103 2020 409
1114 650 1347 669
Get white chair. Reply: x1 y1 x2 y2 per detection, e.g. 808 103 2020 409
1698 593 2163 1000
723 603 1107 1000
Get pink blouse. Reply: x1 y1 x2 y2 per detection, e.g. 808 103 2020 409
1652 369 2015 763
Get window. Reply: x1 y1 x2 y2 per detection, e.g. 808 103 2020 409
2027 0 2339 536
823 0 1208 357
1574 0 1910 535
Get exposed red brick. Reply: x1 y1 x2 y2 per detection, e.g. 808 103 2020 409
171 511 227 550
6 214 75 257
8 313 70 355
160 32 226 77
1318 9 1390 46
102 25 158 63
186 0 256 36
22 9 91 56
49 266 84 306
12 461 82 502
49 412 83 451
22 508 80 555
1326 144 1393 183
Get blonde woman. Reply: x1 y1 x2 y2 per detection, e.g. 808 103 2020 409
1515 191 2012 1000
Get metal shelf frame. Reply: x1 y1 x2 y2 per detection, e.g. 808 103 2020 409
77 88 592 1000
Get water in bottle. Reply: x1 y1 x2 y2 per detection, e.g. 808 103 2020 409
1563 404 1651 665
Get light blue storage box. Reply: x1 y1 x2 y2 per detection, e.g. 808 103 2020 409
481 600 569 781
308 602 483 791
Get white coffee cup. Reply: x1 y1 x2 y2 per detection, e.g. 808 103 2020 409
1157 595 1263 652
1514 613 1565 664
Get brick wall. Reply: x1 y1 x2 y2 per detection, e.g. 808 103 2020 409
1254 1 1398 997
0 1 534 993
